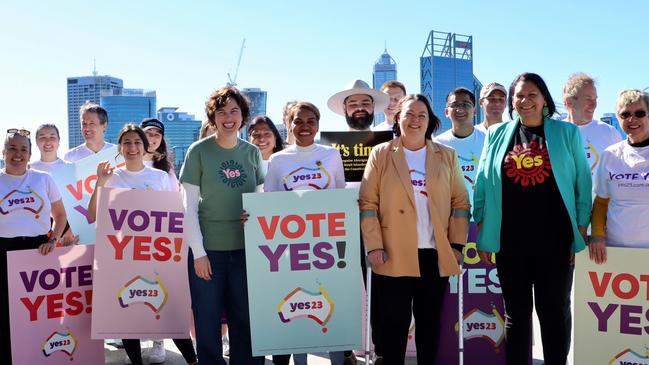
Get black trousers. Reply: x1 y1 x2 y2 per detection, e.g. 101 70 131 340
122 338 197 364
496 252 572 365
373 249 448 365
1 235 48 365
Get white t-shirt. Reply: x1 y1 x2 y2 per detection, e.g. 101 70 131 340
64 142 116 162
0 169 62 238
143 160 179 191
105 165 174 192
260 159 270 176
403 147 436 249
372 121 394 132
474 121 507 134
567 119 622 175
435 128 486 208
594 141 649 248
29 158 69 174
264 144 346 192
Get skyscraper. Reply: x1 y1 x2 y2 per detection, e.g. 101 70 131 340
157 107 202 172
67 75 123 148
240 88 267 138
420 30 483 133
101 88 157 143
372 48 397 125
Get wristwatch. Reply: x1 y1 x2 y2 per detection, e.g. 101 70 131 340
47 237 58 244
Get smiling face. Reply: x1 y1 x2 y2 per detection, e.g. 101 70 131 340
144 127 163 153
80 112 107 144
383 87 406 123
398 100 429 145
35 127 60 156
248 122 277 159
618 101 649 144
480 90 507 121
3 134 31 174
513 80 546 123
213 98 243 137
567 84 598 124
445 92 475 128
344 94 374 130
119 131 146 163
291 108 319 147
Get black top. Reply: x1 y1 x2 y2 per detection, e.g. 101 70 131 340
500 123 573 256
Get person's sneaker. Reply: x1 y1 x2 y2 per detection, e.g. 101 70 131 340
222 334 230 356
343 353 357 365
149 340 166 363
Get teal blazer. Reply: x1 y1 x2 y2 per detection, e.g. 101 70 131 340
473 117 592 253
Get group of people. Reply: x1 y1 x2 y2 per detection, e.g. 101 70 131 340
1 70 648 365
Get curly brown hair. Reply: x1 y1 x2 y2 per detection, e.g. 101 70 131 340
205 86 251 130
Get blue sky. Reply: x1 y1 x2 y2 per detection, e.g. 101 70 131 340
2 0 647 149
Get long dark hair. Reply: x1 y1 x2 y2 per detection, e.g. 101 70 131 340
150 134 172 173
508 72 556 120
248 116 285 153
117 124 149 156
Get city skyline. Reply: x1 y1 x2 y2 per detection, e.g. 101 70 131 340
2 0 647 152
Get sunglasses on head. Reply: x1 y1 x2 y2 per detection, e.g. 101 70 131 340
619 110 648 119
7 128 31 137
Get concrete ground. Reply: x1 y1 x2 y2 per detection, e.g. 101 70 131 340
105 289 575 364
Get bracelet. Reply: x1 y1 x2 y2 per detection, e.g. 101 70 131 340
47 237 58 244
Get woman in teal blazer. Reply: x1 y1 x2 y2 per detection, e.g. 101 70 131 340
473 73 591 365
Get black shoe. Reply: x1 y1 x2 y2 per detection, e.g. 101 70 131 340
344 353 357 365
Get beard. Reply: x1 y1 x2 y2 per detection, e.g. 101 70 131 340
345 111 374 130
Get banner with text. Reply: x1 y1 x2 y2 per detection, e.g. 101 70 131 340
243 189 362 355
91 188 191 339
575 247 649 364
50 146 124 244
8 245 103 364
320 131 392 182
433 223 510 364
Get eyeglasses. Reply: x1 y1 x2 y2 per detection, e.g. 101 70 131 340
619 110 648 119
448 102 474 110
7 128 31 137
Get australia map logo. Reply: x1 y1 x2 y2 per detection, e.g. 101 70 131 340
277 285 334 333
455 304 505 352
0 187 45 219
609 347 649 365
117 274 169 320
42 330 77 359
219 160 248 188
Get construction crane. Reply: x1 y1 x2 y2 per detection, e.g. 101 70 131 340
227 38 246 87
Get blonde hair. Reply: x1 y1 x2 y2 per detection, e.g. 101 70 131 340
563 73 595 100
616 89 649 114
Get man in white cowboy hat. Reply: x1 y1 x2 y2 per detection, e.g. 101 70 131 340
327 80 390 365
327 79 390 131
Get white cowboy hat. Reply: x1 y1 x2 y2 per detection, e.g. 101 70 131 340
327 79 390 116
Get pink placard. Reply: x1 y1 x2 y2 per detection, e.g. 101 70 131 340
91 188 191 339
7 245 103 364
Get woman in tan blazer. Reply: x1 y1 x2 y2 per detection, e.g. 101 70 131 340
359 94 470 365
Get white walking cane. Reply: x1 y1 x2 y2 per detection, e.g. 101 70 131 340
458 248 465 365
364 251 373 364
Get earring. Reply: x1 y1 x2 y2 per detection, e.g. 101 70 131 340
542 105 549 117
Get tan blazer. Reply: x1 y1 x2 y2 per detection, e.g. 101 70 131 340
359 138 470 277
